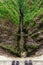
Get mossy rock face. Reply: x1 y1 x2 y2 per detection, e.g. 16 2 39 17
0 0 20 55
0 18 19 55
25 14 43 54
0 0 43 57
22 0 43 56
22 0 43 29
22 0 43 48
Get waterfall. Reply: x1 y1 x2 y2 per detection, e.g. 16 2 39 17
19 9 24 52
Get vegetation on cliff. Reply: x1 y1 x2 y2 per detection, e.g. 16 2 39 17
0 0 43 57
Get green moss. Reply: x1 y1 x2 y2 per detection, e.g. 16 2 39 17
22 0 43 27
29 44 38 49
0 0 20 24
0 45 20 56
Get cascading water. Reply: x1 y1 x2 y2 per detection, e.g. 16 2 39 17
19 9 24 52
